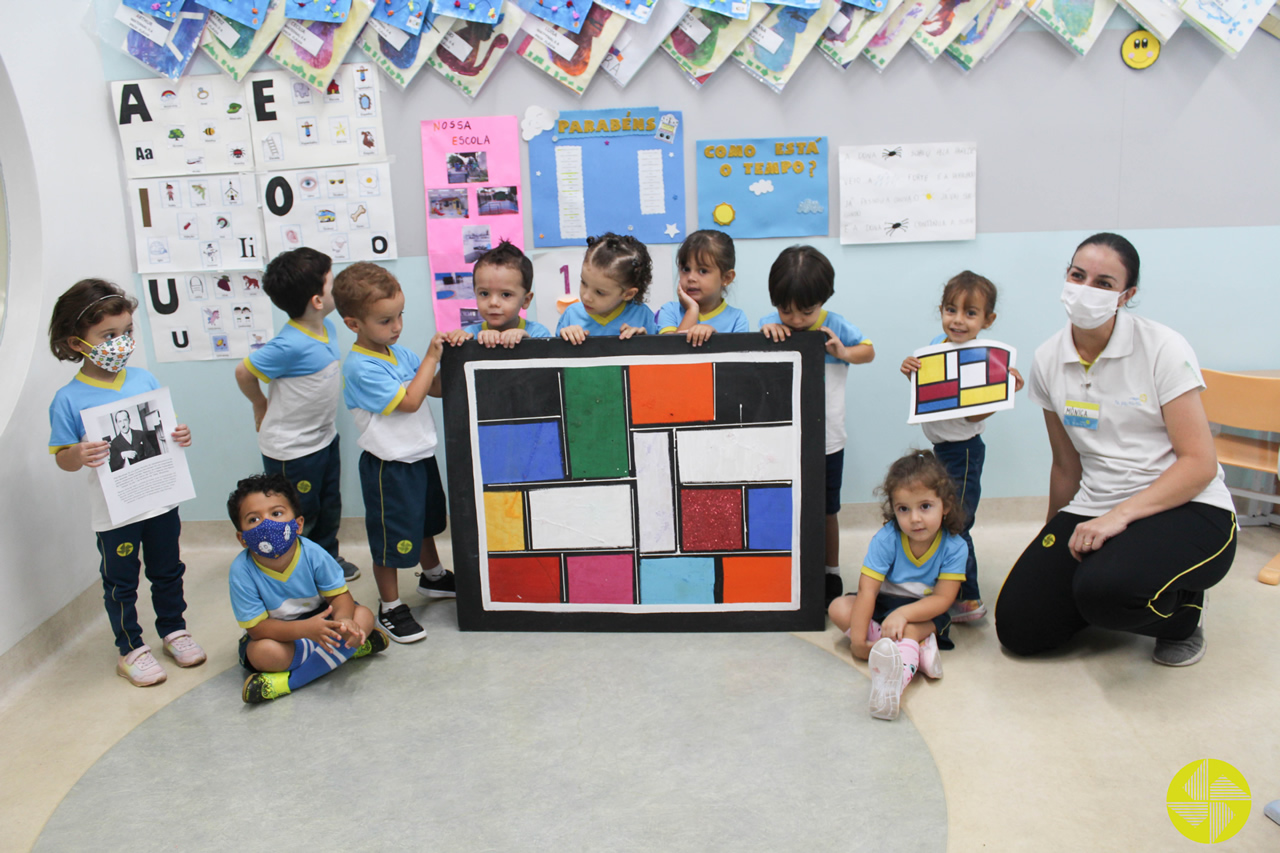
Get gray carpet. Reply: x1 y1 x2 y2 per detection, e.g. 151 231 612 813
37 602 946 852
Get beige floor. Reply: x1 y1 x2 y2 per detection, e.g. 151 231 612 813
2 502 1279 852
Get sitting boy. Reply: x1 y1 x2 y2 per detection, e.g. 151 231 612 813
443 240 551 349
228 473 387 704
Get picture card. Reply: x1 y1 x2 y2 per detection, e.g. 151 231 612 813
112 74 254 178
260 162 398 262
908 339 1017 424
245 64 387 169
201 0 289 81
696 136 829 239
426 8 528 101
838 142 976 244
129 173 266 272
139 270 276 362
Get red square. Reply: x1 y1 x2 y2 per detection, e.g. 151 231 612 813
680 489 743 551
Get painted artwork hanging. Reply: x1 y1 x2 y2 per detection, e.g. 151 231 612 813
909 0 986 60
908 339 1016 424
359 13 449 88
513 0 597 34
516 3 628 94
245 64 387 170
139 270 276 362
1028 0 1118 55
420 115 525 333
943 0 1024 69
838 142 976 244
285 0 356 22
1116 0 1183 41
268 0 375 91
818 0 904 68
259 162 398 262
1179 0 1269 54
371 0 432 33
696 136 829 239
201 0 290 81
600 0 688 86
661 5 770 86
862 0 940 68
732 0 839 91
439 334 827 632
426 8 528 100
595 0 661 23
528 107 686 248
112 74 254 177
128 173 265 273
117 0 211 80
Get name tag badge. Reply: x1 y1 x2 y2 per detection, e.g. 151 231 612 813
1064 399 1100 430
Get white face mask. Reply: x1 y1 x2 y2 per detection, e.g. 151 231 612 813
1060 281 1121 330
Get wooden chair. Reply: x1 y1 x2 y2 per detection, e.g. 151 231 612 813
1200 369 1280 584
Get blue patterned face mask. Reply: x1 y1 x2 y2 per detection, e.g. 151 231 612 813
242 517 300 559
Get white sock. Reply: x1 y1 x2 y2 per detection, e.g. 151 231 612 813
381 598 403 612
826 565 840 575
421 564 446 581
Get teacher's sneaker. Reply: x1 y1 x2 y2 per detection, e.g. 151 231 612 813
1153 627 1206 667
918 633 944 680
117 646 167 687
162 630 207 668
948 599 987 623
868 638 904 721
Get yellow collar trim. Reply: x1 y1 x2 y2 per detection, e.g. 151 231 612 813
900 529 942 567
589 302 628 326
482 317 526 332
75 369 127 391
700 301 728 322
251 541 301 582
288 319 329 343
807 310 829 332
352 344 397 364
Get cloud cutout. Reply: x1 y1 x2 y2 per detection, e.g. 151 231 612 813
797 198 825 214
522 106 558 141
749 179 775 196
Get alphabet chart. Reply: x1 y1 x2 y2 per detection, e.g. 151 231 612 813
128 173 266 272
140 270 276 363
111 75 254 178
259 162 398 262
245 64 387 170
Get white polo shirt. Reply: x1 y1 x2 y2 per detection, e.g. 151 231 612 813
1027 310 1233 517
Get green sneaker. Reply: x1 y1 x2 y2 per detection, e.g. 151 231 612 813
353 628 390 660
242 671 291 704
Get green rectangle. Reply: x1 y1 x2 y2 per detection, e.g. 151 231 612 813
563 366 629 479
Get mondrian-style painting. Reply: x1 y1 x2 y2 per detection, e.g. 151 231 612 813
908 339 1017 424
441 334 826 632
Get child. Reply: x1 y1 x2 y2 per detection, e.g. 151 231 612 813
657 229 748 346
557 232 658 344
47 279 204 687
899 272 1024 623
234 247 360 583
828 451 965 721
227 473 388 704
443 239 551 349
759 246 875 606
333 262 452 643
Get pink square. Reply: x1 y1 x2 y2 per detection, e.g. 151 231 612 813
566 554 634 604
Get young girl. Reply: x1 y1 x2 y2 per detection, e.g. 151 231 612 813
557 232 658 344
829 451 966 721
899 272 1023 623
656 229 748 346
48 279 202 687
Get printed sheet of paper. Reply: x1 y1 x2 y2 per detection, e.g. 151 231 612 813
120 0 210 80
359 15 449 88
246 64 387 169
1118 0 1184 41
819 0 904 67
1028 0 1118 55
267 0 374 91
139 270 276 362
595 0 662 23
697 137 829 239
528 107 686 247
732 0 839 91
908 339 1016 424
910 0 985 60
862 0 939 67
1179 0 1269 53
259 162 398 262
81 387 196 527
661 5 771 82
601 0 688 86
112 75 254 178
201 0 289 81
421 116 525 332
944 0 1024 69
129 173 265 272
516 4 627 94
839 142 976 245
426 8 527 100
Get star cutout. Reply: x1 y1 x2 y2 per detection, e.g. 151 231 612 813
663 223 680 238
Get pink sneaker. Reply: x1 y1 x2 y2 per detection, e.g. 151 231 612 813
919 633 944 679
117 646 167 687
162 630 207 668
949 599 987 623
868 638 903 721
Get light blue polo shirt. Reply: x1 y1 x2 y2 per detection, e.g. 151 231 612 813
343 343 437 463
656 300 749 334
229 536 348 629
861 522 968 599
556 301 658 337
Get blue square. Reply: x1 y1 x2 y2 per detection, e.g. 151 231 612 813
639 558 716 604
747 487 792 550
478 421 564 484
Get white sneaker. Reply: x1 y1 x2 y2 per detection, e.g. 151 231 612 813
117 645 167 687
919 633 943 679
868 638 903 721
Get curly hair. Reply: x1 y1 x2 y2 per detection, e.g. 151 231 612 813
583 232 653 303
48 279 138 363
226 472 301 530
875 450 967 536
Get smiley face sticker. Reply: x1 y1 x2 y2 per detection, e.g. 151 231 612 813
1122 29 1160 70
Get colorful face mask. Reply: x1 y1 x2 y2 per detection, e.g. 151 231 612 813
242 517 300 559
78 334 136 373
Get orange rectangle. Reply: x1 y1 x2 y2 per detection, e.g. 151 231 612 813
721 556 792 603
629 363 715 424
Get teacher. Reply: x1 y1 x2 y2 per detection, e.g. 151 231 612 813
995 233 1236 666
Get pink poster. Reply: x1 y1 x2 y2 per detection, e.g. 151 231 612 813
420 115 524 332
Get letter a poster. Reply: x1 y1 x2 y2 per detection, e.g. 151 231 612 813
420 115 524 333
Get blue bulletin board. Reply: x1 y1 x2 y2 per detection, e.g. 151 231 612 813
529 107 686 248
696 136 829 240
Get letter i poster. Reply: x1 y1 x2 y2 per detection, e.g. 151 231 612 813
421 115 524 333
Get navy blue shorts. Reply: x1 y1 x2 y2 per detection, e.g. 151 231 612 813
825 450 844 516
358 452 448 568
872 592 953 650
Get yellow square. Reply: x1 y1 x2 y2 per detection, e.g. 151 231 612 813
917 354 946 385
484 491 525 551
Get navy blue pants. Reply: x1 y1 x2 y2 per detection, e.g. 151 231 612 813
95 507 187 655
264 434 342 558
933 436 984 601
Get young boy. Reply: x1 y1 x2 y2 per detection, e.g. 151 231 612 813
443 240 551 349
227 473 388 704
234 248 360 582
333 262 452 643
759 246 875 607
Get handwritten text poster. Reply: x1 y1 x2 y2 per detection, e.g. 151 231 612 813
838 142 976 245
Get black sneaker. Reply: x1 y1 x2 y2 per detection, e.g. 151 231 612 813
417 570 457 598
824 574 844 607
378 604 426 643
353 628 390 659
337 556 361 582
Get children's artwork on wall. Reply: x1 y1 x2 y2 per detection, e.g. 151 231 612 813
943 0 1024 69
1028 0 1118 55
907 339 1016 424
696 136 829 239
359 13 449 87
286 0 356 22
259 162 398 262
1178 0 1268 54
245 64 386 169
111 75 254 178
201 0 289 81
128 173 266 272
117 0 211 80
371 0 431 33
595 0 660 23
439 334 827 632
661 5 771 85
421 115 525 332
818 0 904 67
909 0 985 60
513 0 596 34
838 142 976 244
732 0 839 91
682 0 757 19
516 4 627 94
1117 0 1183 41
528 107 685 248
268 0 375 91
139 271 276 362
430 0 505 24
202 0 273 28
601 0 688 86
862 0 940 67
426 8 528 100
